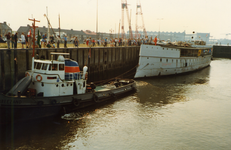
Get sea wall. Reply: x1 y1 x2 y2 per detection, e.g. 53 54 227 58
213 46 231 58
0 47 140 92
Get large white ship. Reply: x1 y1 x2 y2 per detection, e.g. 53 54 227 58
134 42 213 78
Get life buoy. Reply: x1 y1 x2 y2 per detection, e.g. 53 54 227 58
36 74 42 82
25 72 30 77
72 98 80 106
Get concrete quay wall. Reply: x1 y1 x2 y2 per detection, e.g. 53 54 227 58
0 47 140 92
213 46 231 58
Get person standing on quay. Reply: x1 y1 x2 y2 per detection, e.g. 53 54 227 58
74 37 79 48
37 30 41 48
28 30 32 48
21 32 26 48
92 38 95 47
42 34 47 48
88 37 92 47
25 34 29 48
97 38 100 46
5 32 11 49
14 32 18 48
11 33 15 49
57 35 60 48
104 38 107 47
64 35 67 48
154 36 157 45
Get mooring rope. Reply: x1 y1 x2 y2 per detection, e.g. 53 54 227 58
92 64 139 85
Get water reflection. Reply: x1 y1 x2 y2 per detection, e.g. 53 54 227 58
0 117 84 150
136 66 211 106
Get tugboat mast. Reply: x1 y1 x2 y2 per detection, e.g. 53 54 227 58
28 18 40 70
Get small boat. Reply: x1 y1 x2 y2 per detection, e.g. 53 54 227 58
134 41 213 78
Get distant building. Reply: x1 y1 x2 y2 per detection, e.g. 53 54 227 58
128 30 210 43
0 22 12 38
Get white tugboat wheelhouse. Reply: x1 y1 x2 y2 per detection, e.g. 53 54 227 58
26 52 88 97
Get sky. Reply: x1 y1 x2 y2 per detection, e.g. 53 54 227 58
1 0 231 39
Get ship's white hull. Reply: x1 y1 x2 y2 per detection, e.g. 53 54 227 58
134 44 212 78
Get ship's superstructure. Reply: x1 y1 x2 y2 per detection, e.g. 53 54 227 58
24 53 87 97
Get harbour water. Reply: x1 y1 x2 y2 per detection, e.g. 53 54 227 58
1 58 231 150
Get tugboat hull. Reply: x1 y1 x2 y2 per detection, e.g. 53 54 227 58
0 81 136 124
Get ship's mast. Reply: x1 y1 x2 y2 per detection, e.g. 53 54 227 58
46 7 50 42
28 18 40 70
59 14 60 37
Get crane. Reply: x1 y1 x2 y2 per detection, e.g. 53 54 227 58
121 0 133 39
135 0 147 39
44 14 56 38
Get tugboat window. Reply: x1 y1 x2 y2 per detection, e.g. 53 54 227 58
34 62 37 69
42 63 48 70
59 64 64 70
50 64 58 71
36 63 42 70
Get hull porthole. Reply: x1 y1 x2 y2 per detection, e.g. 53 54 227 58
110 92 117 99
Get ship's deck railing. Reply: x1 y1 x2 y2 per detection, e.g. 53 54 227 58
65 71 87 80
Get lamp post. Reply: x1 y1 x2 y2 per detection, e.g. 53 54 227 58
157 18 163 39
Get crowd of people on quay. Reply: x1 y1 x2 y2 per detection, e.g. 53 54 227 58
82 36 157 47
1 31 158 49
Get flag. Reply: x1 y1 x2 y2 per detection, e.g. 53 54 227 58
28 30 31 37
37 30 41 48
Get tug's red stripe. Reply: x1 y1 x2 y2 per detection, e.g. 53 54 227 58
65 66 80 73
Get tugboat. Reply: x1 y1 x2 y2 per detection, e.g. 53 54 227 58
0 19 136 124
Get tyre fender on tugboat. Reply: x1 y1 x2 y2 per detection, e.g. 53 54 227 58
110 92 117 99
93 93 99 102
50 99 57 105
72 97 80 107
